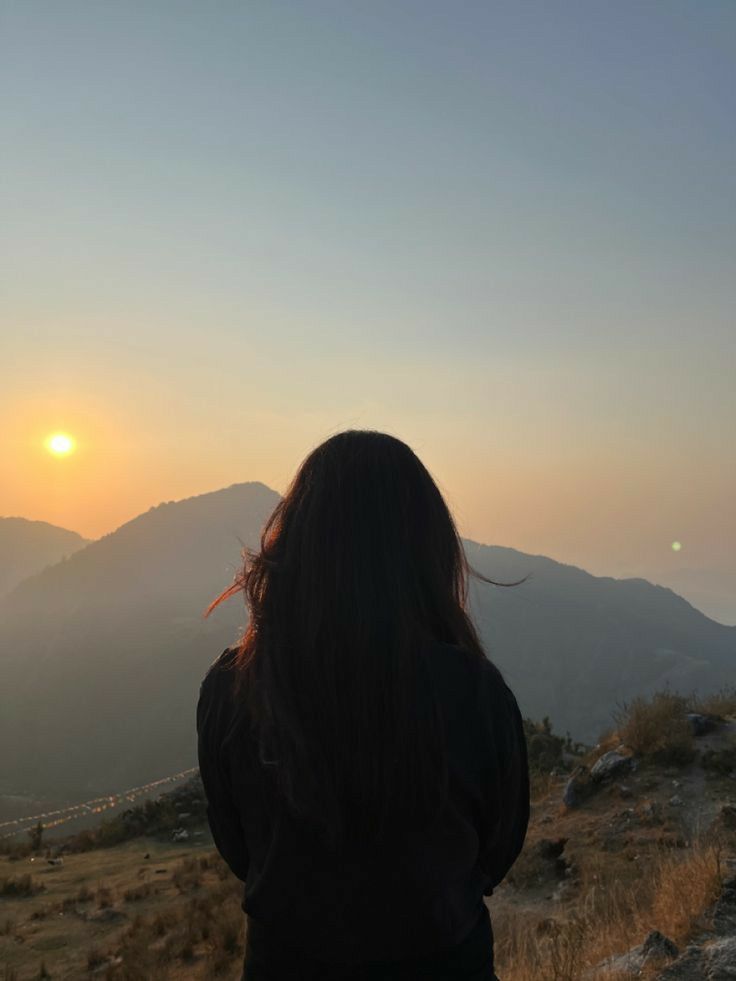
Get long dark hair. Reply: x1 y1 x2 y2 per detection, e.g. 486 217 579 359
206 430 526 853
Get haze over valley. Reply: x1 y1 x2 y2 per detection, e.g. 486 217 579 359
1 481 733 821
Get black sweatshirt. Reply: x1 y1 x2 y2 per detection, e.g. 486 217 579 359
196 640 530 965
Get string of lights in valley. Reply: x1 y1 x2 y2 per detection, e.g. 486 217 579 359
0 767 199 839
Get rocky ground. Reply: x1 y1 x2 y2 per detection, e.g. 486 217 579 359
488 708 736 979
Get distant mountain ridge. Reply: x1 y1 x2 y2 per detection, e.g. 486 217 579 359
0 481 733 804
0 517 89 597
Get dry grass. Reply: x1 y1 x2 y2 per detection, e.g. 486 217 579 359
530 769 558 802
691 685 736 719
0 874 45 898
1 830 729 980
0 835 232 979
611 692 695 764
100 862 245 978
493 837 725 980
646 840 724 941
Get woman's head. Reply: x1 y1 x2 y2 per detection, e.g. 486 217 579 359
208 429 522 851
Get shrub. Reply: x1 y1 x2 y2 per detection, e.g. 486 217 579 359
76 885 94 903
96 885 114 909
0 874 45 898
65 789 197 852
523 717 566 774
27 821 43 852
612 691 695 764
87 948 107 971
123 883 154 902
691 685 736 719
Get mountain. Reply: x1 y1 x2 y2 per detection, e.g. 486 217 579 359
0 482 278 801
647 565 736 628
0 481 733 804
0 517 88 597
463 540 735 740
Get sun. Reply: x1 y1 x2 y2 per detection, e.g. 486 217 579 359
46 432 76 456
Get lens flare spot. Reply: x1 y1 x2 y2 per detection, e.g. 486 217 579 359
46 433 75 456
671 541 682 552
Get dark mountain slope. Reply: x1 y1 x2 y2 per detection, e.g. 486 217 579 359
0 483 278 798
464 540 734 742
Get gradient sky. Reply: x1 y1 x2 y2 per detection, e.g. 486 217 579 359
2 2 735 621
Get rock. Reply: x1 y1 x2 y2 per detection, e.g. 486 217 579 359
720 875 736 897
639 800 663 823
528 837 571 879
594 929 678 976
718 805 736 831
641 930 679 960
563 764 593 808
656 943 703 979
658 935 736 979
686 713 716 736
87 907 126 923
711 876 736 934
551 880 575 903
705 936 736 981
534 837 568 860
590 751 633 783
657 875 736 978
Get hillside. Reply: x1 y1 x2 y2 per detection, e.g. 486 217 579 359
1 690 735 980
0 518 88 597
0 480 734 804
0 482 279 801
464 539 736 741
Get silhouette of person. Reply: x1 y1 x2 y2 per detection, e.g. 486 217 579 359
198 430 530 980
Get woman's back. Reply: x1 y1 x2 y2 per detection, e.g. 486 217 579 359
197 429 530 978
197 637 529 972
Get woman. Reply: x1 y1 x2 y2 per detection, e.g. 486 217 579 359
197 430 530 980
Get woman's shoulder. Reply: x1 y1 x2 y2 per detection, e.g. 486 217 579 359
428 639 518 711
196 647 243 742
199 646 240 700
427 638 502 683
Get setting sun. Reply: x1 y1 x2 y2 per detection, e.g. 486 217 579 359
46 432 76 456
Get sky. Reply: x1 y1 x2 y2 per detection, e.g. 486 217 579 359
2 1 735 622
